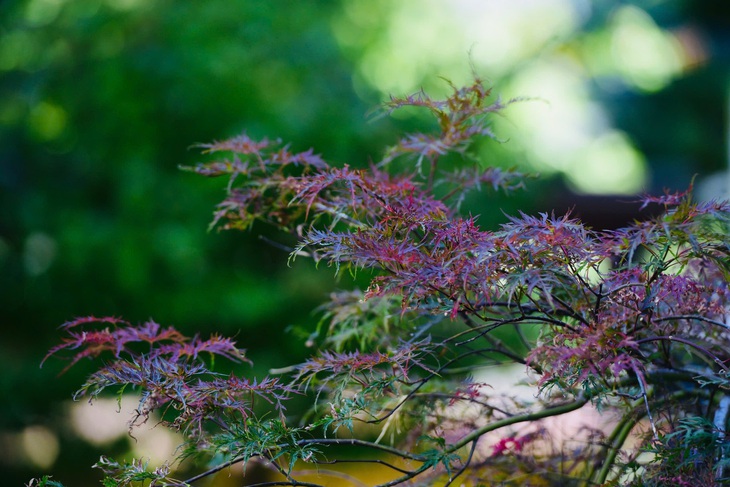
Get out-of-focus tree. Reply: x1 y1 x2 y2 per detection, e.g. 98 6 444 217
1 1 376 483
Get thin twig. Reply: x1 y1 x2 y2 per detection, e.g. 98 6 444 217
635 335 729 371
444 440 478 487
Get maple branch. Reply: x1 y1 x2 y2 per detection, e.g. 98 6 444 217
654 314 730 331
636 335 729 371
243 482 324 487
444 440 478 487
590 408 640 485
313 458 412 475
446 394 591 454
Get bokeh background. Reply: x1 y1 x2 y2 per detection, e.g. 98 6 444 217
2 0 729 484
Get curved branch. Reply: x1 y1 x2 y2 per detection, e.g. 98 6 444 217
182 457 243 485
313 458 412 475
444 440 478 487
244 482 324 487
654 314 730 332
446 395 590 454
373 465 430 487
367 344 523 425
292 468 369 487
412 392 513 417
297 438 427 461
635 335 729 371
591 410 639 485
590 388 697 485
368 327 543 425
549 292 590 327
181 438 425 486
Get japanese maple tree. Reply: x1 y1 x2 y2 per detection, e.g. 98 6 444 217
34 78 730 486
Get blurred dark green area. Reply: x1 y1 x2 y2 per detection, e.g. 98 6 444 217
1 0 729 485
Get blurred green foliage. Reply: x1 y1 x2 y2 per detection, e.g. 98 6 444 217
1 1 379 482
2 0 729 484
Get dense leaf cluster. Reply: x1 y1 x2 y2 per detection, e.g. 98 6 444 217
36 78 730 486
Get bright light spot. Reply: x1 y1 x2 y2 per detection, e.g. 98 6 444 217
69 397 130 446
582 257 613 285
473 364 536 402
131 424 180 466
453 0 579 70
69 395 182 466
21 425 60 469
498 62 648 195
697 171 730 202
504 59 607 172
23 232 58 276
567 131 647 194
28 101 68 141
24 0 65 27
335 0 581 97
334 0 657 196
609 6 684 92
